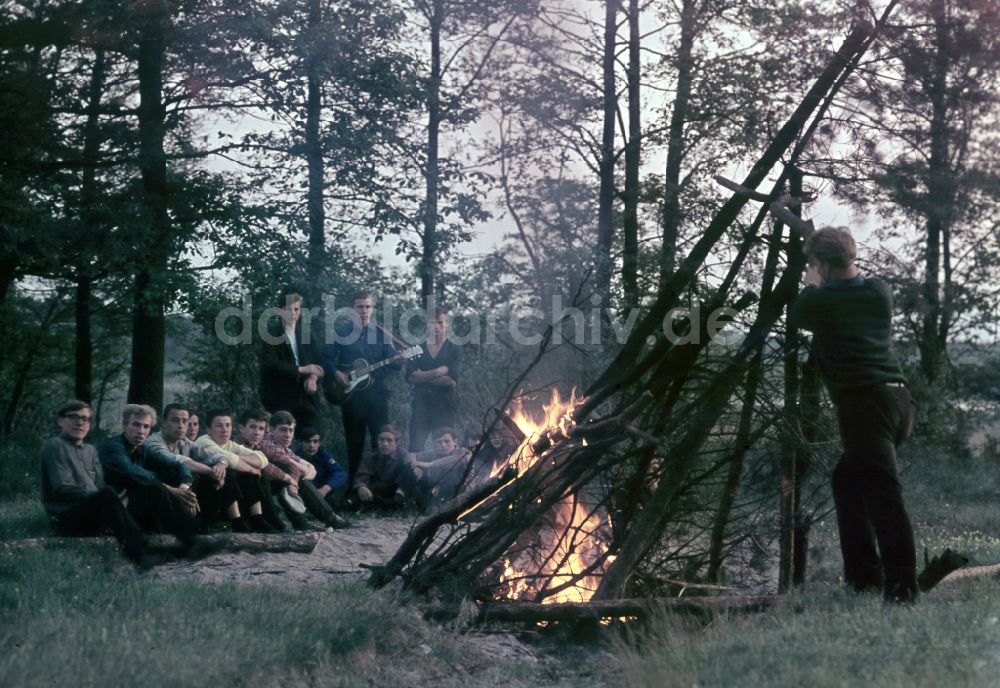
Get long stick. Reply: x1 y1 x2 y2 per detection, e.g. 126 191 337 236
420 594 781 624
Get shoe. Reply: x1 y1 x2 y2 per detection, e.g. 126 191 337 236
288 512 310 531
264 512 289 532
391 489 406 508
231 518 251 533
325 513 352 529
249 515 276 533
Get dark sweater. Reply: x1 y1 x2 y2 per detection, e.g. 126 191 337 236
40 435 105 518
788 275 906 399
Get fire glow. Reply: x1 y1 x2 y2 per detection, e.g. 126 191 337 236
494 389 613 604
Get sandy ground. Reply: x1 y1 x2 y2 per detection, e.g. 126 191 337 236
147 515 618 686
150 515 415 585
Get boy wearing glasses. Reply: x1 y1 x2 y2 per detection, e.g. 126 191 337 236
41 400 208 566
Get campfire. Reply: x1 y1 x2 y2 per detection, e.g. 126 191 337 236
493 390 614 604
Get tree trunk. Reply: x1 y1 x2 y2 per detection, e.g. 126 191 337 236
75 48 107 404
660 0 696 286
127 2 171 409
420 0 443 308
791 359 819 587
4 295 62 433
778 170 806 593
305 0 325 305
621 0 641 306
918 0 953 386
778 262 800 593
594 0 617 294
74 277 92 402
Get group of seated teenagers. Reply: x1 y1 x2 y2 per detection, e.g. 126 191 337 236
40 397 520 568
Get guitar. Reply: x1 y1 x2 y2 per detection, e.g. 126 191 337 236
323 345 423 405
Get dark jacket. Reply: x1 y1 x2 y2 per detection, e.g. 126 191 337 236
788 276 905 399
97 434 191 493
296 445 349 491
353 447 412 491
259 317 322 417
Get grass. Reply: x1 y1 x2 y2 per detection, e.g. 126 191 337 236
0 436 610 687
3 431 999 687
618 581 1000 688
617 441 1000 688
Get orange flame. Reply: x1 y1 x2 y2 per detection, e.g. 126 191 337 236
495 389 612 604
491 388 578 480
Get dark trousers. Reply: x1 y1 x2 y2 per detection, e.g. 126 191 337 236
55 487 147 563
124 483 198 548
409 396 456 452
191 472 241 525
832 384 917 600
252 475 286 526
341 389 389 483
322 483 350 511
300 481 336 523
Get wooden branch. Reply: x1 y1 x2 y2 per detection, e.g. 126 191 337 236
714 175 815 237
714 175 770 201
769 197 815 237
420 594 780 624
0 531 325 555
937 564 1000 586
367 468 517 588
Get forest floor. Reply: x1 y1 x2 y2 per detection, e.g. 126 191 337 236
2 437 1000 686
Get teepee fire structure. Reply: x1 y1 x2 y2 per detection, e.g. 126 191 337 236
369 17 889 611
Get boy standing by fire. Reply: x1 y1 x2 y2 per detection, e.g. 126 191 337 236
789 226 918 603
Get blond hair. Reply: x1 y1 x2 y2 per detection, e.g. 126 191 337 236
121 404 157 427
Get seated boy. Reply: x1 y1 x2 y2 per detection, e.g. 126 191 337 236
260 411 350 529
352 424 417 510
195 409 285 532
295 426 350 511
145 402 250 532
410 426 472 510
41 400 150 565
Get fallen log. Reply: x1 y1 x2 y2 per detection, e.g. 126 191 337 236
0 530 326 555
938 564 1000 586
421 594 781 624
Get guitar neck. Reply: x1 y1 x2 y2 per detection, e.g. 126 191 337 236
368 358 393 373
